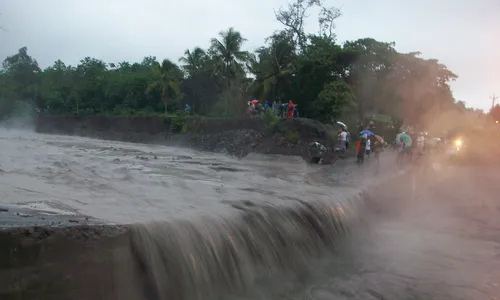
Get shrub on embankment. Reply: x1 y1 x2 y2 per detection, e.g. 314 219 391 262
34 115 337 159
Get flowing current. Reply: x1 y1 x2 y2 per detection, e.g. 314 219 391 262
1 128 499 300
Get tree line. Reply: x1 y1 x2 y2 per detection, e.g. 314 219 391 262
0 0 479 128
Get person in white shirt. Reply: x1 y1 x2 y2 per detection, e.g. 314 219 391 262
365 138 371 157
339 129 348 152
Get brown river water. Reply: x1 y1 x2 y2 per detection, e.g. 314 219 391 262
1 128 499 300
0 128 372 223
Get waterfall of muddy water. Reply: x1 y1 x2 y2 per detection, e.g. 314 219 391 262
2 127 499 300
129 200 355 300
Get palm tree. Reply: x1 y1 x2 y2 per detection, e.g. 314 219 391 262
146 59 183 114
178 47 207 77
248 34 295 101
209 27 249 114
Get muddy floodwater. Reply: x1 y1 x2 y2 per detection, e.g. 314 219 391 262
0 128 373 223
1 128 500 300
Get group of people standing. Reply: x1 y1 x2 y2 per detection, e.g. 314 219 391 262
355 132 384 164
335 126 384 164
272 100 298 118
247 100 298 118
247 100 269 117
336 125 432 166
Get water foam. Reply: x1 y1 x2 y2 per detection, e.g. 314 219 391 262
129 197 362 300
125 163 409 300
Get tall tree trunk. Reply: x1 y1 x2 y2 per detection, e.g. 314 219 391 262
225 91 229 116
162 89 168 114
225 78 230 116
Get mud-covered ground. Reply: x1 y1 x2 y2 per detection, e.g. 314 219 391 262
1 127 500 300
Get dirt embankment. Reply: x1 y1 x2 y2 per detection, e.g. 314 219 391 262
34 115 339 161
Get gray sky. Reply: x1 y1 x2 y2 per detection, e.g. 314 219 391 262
1 0 498 111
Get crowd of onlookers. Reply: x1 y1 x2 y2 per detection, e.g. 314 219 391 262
247 100 299 118
334 125 389 165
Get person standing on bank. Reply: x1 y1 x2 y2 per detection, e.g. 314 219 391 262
365 136 371 158
340 128 348 152
357 134 368 164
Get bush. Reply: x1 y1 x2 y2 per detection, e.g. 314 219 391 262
166 111 189 133
285 130 299 144
261 108 280 130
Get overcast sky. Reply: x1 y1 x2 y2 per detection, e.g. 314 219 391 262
1 0 498 111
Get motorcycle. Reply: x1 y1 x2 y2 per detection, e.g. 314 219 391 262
445 137 463 161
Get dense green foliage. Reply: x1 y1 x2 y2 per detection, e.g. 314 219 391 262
0 0 479 126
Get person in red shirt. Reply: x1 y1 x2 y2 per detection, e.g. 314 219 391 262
287 100 294 117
